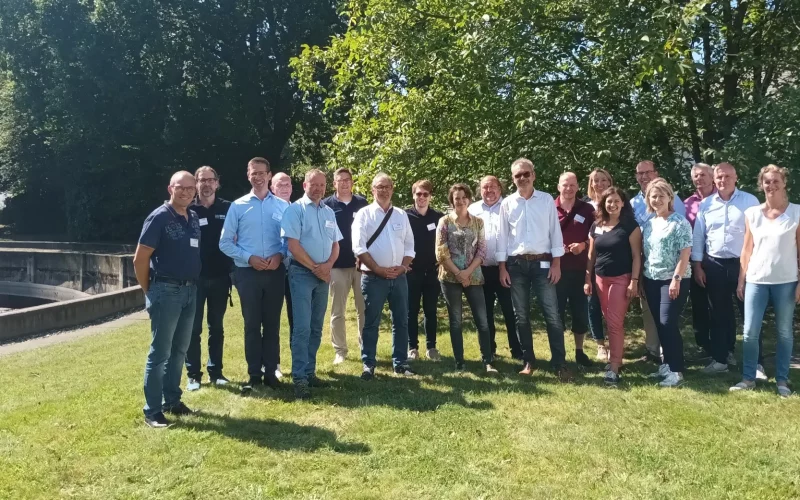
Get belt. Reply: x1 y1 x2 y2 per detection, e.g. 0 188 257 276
511 253 552 261
289 260 312 271
151 275 196 286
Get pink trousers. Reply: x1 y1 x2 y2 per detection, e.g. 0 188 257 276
595 274 632 367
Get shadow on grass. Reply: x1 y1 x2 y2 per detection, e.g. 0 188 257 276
183 411 370 454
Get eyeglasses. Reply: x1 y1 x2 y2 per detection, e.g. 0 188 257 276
635 170 656 178
513 171 532 180
414 192 430 198
335 178 353 184
197 178 218 184
373 185 393 191
171 186 196 193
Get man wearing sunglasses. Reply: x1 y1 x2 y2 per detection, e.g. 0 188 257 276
497 158 572 381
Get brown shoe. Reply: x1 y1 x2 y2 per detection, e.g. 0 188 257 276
556 366 574 382
519 362 534 375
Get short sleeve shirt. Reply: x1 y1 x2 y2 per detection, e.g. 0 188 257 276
138 202 202 281
642 212 693 280
281 195 343 264
590 217 638 277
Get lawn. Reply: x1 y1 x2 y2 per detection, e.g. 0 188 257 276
1 292 799 499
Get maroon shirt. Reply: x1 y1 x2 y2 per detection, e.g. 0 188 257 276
555 197 596 271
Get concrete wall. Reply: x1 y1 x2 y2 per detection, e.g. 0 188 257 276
0 286 145 341
0 281 90 301
0 241 135 254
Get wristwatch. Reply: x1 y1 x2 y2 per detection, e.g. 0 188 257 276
673 274 682 281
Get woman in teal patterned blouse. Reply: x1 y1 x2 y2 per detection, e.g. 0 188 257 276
641 178 693 388
435 183 498 373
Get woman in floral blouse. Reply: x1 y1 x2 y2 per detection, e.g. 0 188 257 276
436 183 497 373
641 178 693 388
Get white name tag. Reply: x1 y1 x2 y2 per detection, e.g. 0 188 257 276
594 228 603 235
392 223 402 231
272 212 282 222
215 214 225 220
190 238 199 248
199 218 208 226
325 220 335 229
427 223 436 231
575 214 585 224
540 261 550 269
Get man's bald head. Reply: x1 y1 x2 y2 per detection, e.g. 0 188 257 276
479 175 502 206
557 172 579 201
270 172 293 202
168 170 196 210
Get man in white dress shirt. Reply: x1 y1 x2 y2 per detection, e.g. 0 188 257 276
468 176 523 360
352 173 417 380
497 158 571 380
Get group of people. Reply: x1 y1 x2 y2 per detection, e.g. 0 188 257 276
133 156 799 428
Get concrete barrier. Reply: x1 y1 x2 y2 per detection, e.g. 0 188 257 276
0 241 135 254
0 286 145 341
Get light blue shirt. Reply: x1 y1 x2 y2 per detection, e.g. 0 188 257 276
281 195 343 264
691 188 760 261
219 191 289 268
631 190 686 226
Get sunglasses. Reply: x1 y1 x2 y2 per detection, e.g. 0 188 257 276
414 192 431 198
513 171 532 180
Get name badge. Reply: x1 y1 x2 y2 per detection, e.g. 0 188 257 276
190 238 199 248
594 227 603 235
574 214 585 224
325 220 335 229
540 261 550 269
215 214 225 220
199 218 208 226
272 212 282 222
427 223 436 231
392 223 403 231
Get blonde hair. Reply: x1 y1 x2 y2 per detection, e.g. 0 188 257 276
586 168 613 201
644 178 675 213
757 164 788 191
412 179 433 195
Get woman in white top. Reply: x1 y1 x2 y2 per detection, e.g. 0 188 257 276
731 165 800 397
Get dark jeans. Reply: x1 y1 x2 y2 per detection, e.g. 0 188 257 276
481 266 523 358
643 277 690 373
361 273 409 369
234 265 285 380
278 273 293 365
185 274 230 380
507 257 566 367
440 281 493 365
407 267 440 350
690 278 710 352
703 256 762 365
588 274 605 341
555 269 589 337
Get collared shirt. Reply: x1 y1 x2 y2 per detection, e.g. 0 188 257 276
322 193 369 268
555 197 595 271
683 187 717 228
352 203 415 270
406 206 444 271
138 202 201 281
496 190 564 262
191 198 233 278
435 212 486 285
642 213 693 281
219 190 289 268
691 188 760 262
631 190 686 226
468 198 503 266
281 195 343 264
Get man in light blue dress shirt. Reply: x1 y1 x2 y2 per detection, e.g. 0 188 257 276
219 157 289 393
281 169 342 399
691 163 765 377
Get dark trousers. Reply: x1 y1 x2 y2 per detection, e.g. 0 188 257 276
407 267 440 350
278 274 293 365
643 277 689 373
555 269 589 337
588 274 605 341
185 274 230 380
703 256 762 365
690 279 711 352
507 257 566 368
234 265 285 380
481 265 523 358
441 281 493 365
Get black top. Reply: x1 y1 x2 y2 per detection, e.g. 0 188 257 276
590 217 639 277
406 206 444 272
191 198 234 278
322 193 369 268
138 202 202 281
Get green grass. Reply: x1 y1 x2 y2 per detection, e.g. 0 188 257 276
1 293 799 499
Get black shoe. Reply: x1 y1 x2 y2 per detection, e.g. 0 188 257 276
575 350 593 368
394 364 417 377
294 382 311 400
144 412 172 428
361 367 375 381
241 377 262 395
264 374 281 389
455 362 465 372
307 375 329 388
163 401 194 416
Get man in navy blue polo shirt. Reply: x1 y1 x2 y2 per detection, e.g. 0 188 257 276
133 171 202 428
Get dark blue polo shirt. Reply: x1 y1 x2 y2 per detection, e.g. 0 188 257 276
139 202 202 281
191 198 233 278
322 193 369 269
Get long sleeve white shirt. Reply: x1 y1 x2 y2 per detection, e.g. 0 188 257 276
468 197 503 267
496 190 565 262
352 203 416 270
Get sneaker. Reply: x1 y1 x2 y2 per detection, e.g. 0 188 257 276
294 381 311 400
575 350 593 368
211 375 230 386
264 374 281 389
777 382 792 398
144 412 172 428
485 364 499 374
163 401 194 416
556 366 574 383
275 365 284 379
596 345 609 362
426 348 441 361
729 380 755 391
659 371 684 387
241 378 261 395
408 349 419 360
649 363 671 379
307 374 329 388
455 362 465 372
726 352 738 366
186 378 201 391
756 364 768 381
333 353 346 365
701 361 728 374
394 364 417 377
360 366 375 381
603 370 619 386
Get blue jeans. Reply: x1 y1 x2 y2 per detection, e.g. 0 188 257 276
440 281 493 364
643 278 689 373
361 273 409 369
742 281 797 383
289 264 329 383
507 257 566 367
186 275 230 380
143 281 197 418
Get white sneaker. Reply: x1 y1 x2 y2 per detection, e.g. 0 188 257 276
649 363 671 379
333 353 346 365
212 376 230 386
408 349 419 360
777 382 792 397
426 348 441 361
729 380 755 391
701 361 728 374
726 352 738 366
756 364 768 381
186 378 201 391
659 371 684 387
603 370 619 386
275 365 283 379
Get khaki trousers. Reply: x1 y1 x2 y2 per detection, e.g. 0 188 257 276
329 267 365 356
